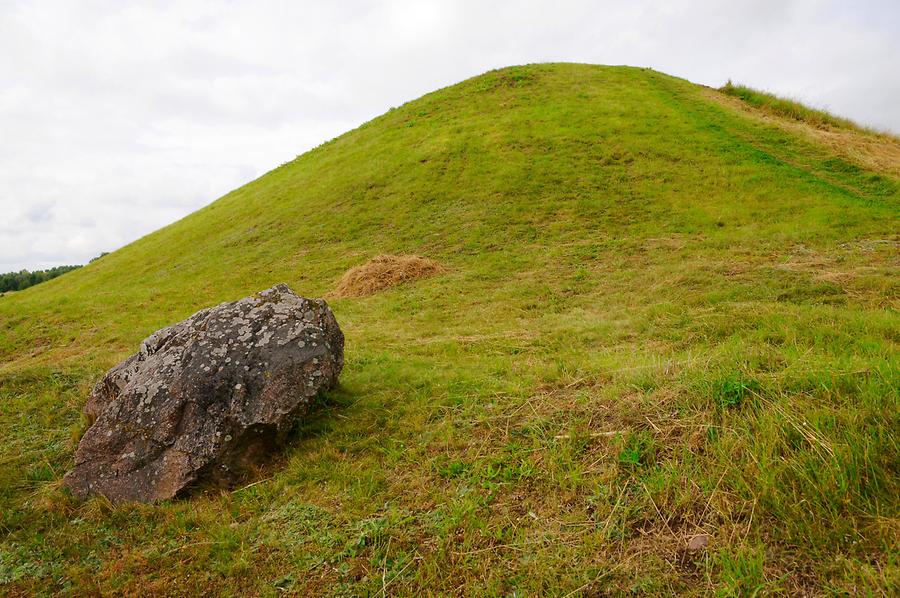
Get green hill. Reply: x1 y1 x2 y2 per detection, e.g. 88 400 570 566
1 63 898 595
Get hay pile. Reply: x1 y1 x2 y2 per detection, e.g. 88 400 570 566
332 254 442 298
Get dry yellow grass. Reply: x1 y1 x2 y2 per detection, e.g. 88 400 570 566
701 88 900 178
332 254 442 298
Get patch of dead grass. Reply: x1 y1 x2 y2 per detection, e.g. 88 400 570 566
701 88 900 178
771 240 900 307
332 254 443 298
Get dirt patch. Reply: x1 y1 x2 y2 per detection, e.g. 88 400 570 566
332 254 443 298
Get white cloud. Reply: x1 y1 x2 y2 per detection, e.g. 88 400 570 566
0 0 897 271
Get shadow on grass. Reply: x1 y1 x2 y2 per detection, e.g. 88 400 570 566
178 383 359 500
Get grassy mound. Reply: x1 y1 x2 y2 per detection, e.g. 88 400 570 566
0 63 898 595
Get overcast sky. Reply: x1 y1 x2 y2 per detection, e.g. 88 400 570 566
1 0 898 272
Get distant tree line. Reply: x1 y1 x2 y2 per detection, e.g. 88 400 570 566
0 252 109 294
0 265 82 292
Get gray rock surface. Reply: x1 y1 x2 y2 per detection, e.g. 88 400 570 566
64 284 344 503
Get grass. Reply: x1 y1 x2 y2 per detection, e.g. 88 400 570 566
0 63 898 595
719 80 865 132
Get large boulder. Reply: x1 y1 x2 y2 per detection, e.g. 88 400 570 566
63 284 344 503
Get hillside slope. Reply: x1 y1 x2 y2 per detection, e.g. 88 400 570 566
1 64 898 595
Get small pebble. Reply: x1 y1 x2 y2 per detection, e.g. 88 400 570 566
686 534 710 552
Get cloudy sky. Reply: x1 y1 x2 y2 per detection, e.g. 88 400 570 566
1 0 898 272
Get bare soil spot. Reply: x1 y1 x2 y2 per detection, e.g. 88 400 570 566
332 254 443 298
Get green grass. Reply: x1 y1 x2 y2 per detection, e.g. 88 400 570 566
1 63 898 595
719 80 868 132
